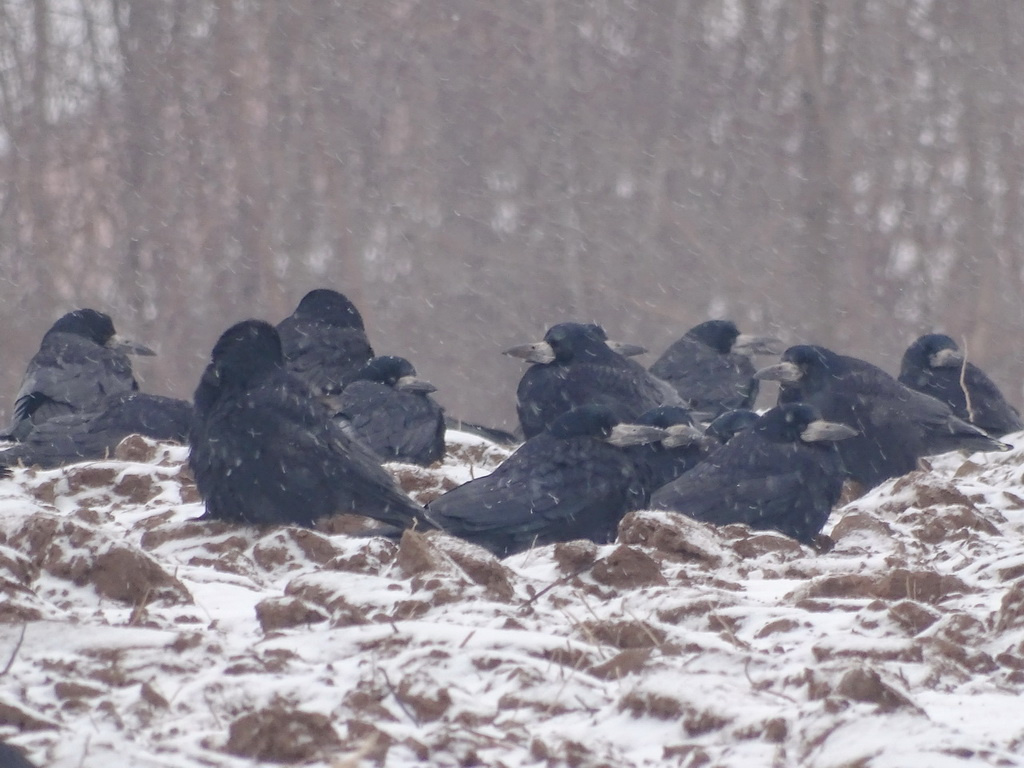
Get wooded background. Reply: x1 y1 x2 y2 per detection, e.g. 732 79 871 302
2 1 1022 431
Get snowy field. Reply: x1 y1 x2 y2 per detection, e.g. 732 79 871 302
1 429 1023 767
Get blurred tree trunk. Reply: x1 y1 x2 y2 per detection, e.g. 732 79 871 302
26 0 54 309
796 0 836 343
116 0 162 320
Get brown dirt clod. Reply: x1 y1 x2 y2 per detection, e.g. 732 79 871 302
553 540 599 573
591 545 667 588
995 580 1024 631
226 707 342 762
835 667 919 713
617 510 724 565
395 679 452 722
91 544 192 605
590 648 654 679
255 596 329 632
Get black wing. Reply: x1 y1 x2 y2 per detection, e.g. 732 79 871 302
900 360 1023 437
651 431 843 543
788 364 1007 488
190 374 424 529
276 319 374 396
427 436 643 555
339 382 445 466
9 334 138 439
960 364 1024 436
0 393 191 469
650 338 757 414
517 361 679 438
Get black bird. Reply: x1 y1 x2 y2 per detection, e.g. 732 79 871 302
5 309 155 441
625 405 711 494
276 289 375 398
651 403 857 544
703 408 761 446
0 392 191 470
506 322 683 439
189 320 428 529
756 344 1011 489
649 320 783 418
425 404 666 557
899 334 1023 437
332 356 446 466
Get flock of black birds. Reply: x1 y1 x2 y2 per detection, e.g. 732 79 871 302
1 290 1020 558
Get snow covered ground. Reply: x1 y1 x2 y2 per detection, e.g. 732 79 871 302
1 429 1023 767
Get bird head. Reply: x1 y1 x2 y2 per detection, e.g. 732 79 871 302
291 289 366 330
48 309 156 356
207 320 284 390
357 356 437 393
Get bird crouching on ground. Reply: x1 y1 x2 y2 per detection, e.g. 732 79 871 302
425 404 666 557
189 320 429 530
4 309 155 441
649 320 783 419
899 334 1023 437
505 322 683 439
650 403 857 544
0 392 191 470
331 355 446 466
756 344 1012 490
276 288 375 398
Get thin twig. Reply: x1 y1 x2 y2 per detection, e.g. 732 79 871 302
1 623 26 676
75 735 91 768
128 587 152 626
709 611 751 650
960 336 976 425
621 605 664 649
543 636 595 717
525 560 600 606
203 689 223 729
380 668 419 725
743 658 797 703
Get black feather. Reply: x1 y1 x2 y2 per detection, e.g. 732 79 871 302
189 320 427 530
426 404 661 557
651 403 852 544
508 322 683 439
6 309 153 441
899 334 1023 437
757 344 1011 489
276 289 375 397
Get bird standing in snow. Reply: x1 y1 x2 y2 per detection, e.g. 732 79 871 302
0 392 191 469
